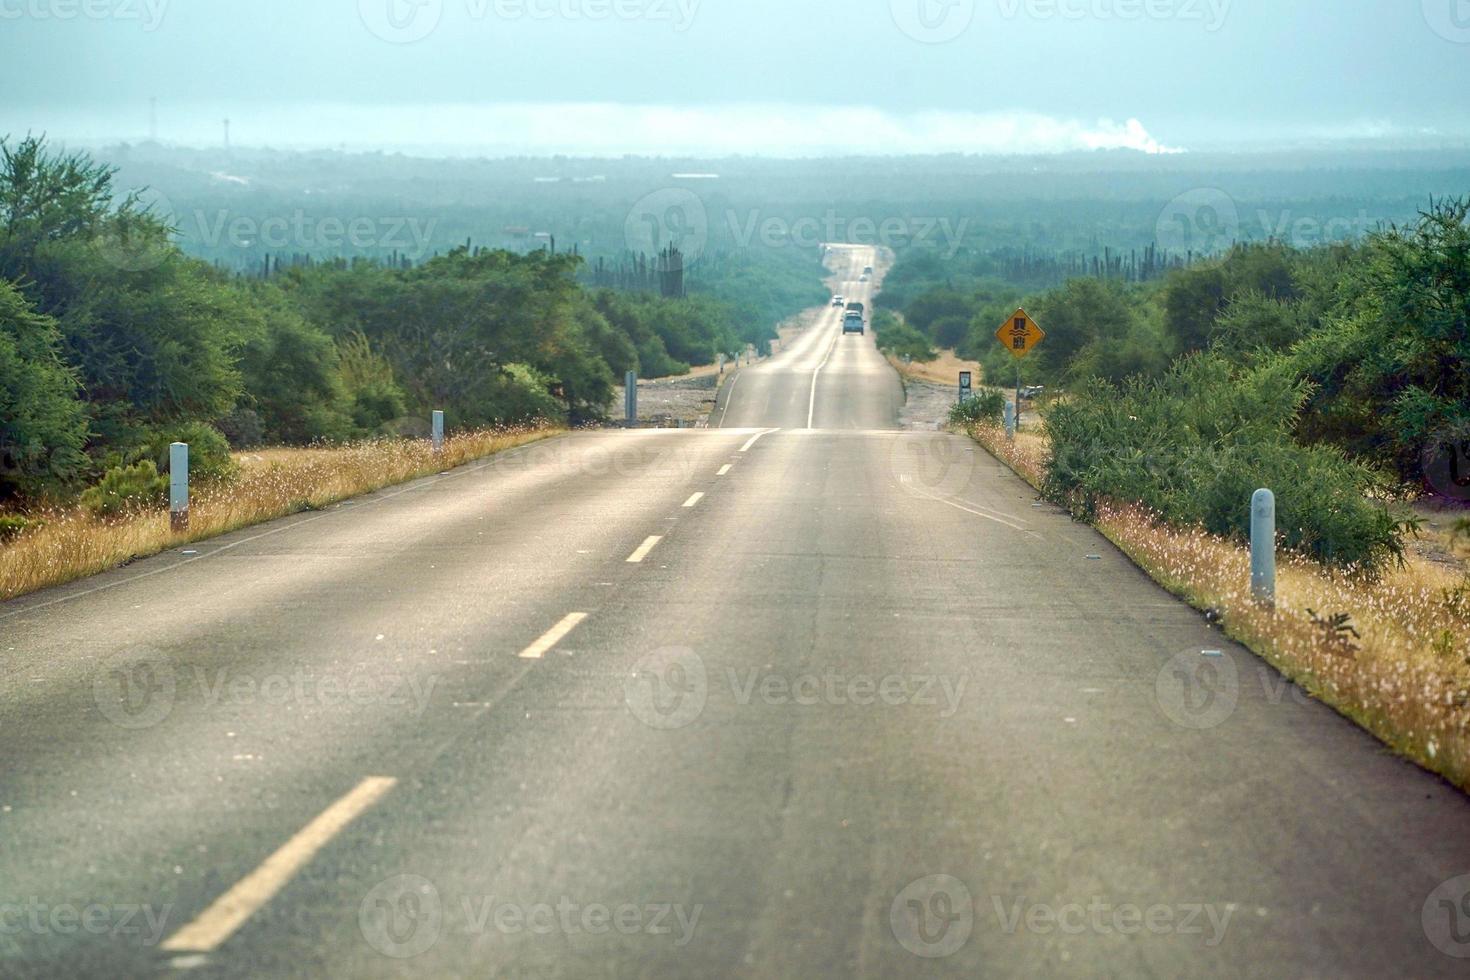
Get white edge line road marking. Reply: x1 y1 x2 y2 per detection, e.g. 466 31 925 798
683 493 704 508
739 429 779 453
715 372 740 428
517 612 589 659
626 536 664 563
806 324 841 430
717 465 733 476
0 433 565 623
161 777 398 954
900 476 1043 537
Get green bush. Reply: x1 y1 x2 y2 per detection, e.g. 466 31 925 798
1044 354 1404 571
142 422 237 484
79 461 169 519
0 514 40 542
874 311 936 361
950 390 1006 427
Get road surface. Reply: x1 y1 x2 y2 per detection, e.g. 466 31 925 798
2 245 1469 978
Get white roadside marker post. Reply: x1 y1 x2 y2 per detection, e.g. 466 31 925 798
625 371 638 427
1251 488 1276 608
1003 401 1016 440
169 442 189 532
431 411 445 454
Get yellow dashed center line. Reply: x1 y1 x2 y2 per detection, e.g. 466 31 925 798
517 612 589 659
626 536 664 563
162 777 398 954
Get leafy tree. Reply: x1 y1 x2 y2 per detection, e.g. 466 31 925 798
904 289 973 334
0 279 88 501
929 315 970 349
1 137 243 454
230 285 354 444
874 310 935 361
1290 198 1470 485
1162 265 1227 352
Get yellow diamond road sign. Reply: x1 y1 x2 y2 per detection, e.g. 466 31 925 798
996 309 1045 359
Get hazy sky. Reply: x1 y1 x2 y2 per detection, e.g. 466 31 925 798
3 0 1469 155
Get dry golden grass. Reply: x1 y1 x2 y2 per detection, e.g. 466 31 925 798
964 421 1470 790
966 422 1048 489
888 349 987 388
0 426 559 603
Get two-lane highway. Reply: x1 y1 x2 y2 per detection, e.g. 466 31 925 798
717 247 902 432
3 245 1470 978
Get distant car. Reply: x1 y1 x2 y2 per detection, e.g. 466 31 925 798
1020 385 1046 400
846 301 865 316
832 295 845 307
863 265 874 276
842 311 865 335
859 274 870 283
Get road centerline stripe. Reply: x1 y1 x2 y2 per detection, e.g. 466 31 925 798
682 493 704 508
626 536 664 563
161 777 398 954
517 612 589 659
739 429 778 452
717 465 732 476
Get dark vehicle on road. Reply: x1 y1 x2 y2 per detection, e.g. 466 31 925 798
842 311 865 334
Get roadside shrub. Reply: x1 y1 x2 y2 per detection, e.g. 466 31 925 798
1044 354 1404 571
0 514 40 542
79 461 168 519
141 422 237 484
216 407 266 449
875 311 936 361
950 390 1006 427
929 315 970 349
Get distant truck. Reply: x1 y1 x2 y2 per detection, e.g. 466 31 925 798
863 265 874 276
842 310 865 335
845 301 865 317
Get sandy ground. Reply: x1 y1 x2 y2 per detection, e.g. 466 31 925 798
611 373 722 427
890 349 986 387
888 349 1049 433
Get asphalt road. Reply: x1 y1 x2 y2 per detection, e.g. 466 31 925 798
3 245 1469 978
